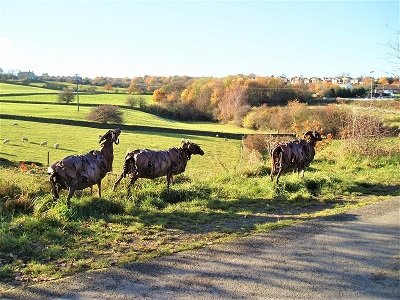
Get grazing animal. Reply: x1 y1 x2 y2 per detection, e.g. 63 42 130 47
48 128 121 207
12 123 18 126
54 143 59 149
40 141 48 147
3 139 10 144
113 141 204 194
270 131 322 183
22 137 29 142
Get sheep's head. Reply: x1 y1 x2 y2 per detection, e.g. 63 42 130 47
304 130 322 143
99 128 122 145
182 141 204 156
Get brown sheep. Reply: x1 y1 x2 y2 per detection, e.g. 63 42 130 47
270 131 322 183
47 129 121 207
113 141 204 195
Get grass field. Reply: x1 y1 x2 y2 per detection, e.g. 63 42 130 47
0 92 152 106
0 118 241 174
0 102 260 134
1 82 399 291
0 83 55 94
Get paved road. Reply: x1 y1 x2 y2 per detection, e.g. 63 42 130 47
2 198 400 299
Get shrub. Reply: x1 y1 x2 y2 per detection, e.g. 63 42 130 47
125 96 146 108
87 105 123 124
57 88 75 104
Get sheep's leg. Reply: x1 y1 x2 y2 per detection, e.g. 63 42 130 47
127 175 139 197
97 181 102 198
275 153 283 184
270 156 278 181
112 172 125 191
66 186 76 208
166 174 173 189
300 169 305 178
270 161 275 181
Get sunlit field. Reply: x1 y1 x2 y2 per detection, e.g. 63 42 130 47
0 92 153 106
0 83 55 94
0 102 261 134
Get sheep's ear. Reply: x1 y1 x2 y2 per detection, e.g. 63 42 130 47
99 130 110 143
303 131 313 138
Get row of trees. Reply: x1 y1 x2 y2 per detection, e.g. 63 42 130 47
150 75 310 122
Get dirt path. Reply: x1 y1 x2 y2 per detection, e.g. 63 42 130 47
2 197 399 299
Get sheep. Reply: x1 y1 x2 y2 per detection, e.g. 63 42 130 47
40 141 48 147
270 130 322 183
113 141 204 195
3 139 10 144
54 143 59 149
22 137 28 142
12 123 18 126
48 128 121 207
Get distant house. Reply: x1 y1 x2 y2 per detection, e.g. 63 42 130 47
339 83 353 90
310 77 321 83
332 77 343 85
18 71 37 81
322 77 332 83
376 84 400 94
341 77 351 84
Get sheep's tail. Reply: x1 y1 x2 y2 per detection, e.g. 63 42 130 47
49 171 60 200
47 166 54 175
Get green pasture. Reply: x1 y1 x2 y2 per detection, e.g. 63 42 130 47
0 102 259 133
0 83 54 94
0 118 241 177
0 93 153 106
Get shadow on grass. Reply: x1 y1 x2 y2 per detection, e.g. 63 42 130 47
72 197 125 218
0 157 17 167
346 182 400 197
132 192 348 234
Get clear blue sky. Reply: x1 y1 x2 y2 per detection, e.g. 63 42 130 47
0 0 398 79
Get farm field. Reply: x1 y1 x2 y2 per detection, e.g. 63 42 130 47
0 83 55 94
1 83 399 291
0 92 152 106
0 103 260 134
36 81 128 93
0 118 241 174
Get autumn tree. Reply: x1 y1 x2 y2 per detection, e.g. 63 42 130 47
103 83 113 93
217 83 249 123
378 77 389 86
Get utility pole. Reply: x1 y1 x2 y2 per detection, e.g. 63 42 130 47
75 74 80 111
370 70 374 98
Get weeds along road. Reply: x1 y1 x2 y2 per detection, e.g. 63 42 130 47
3 197 399 300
